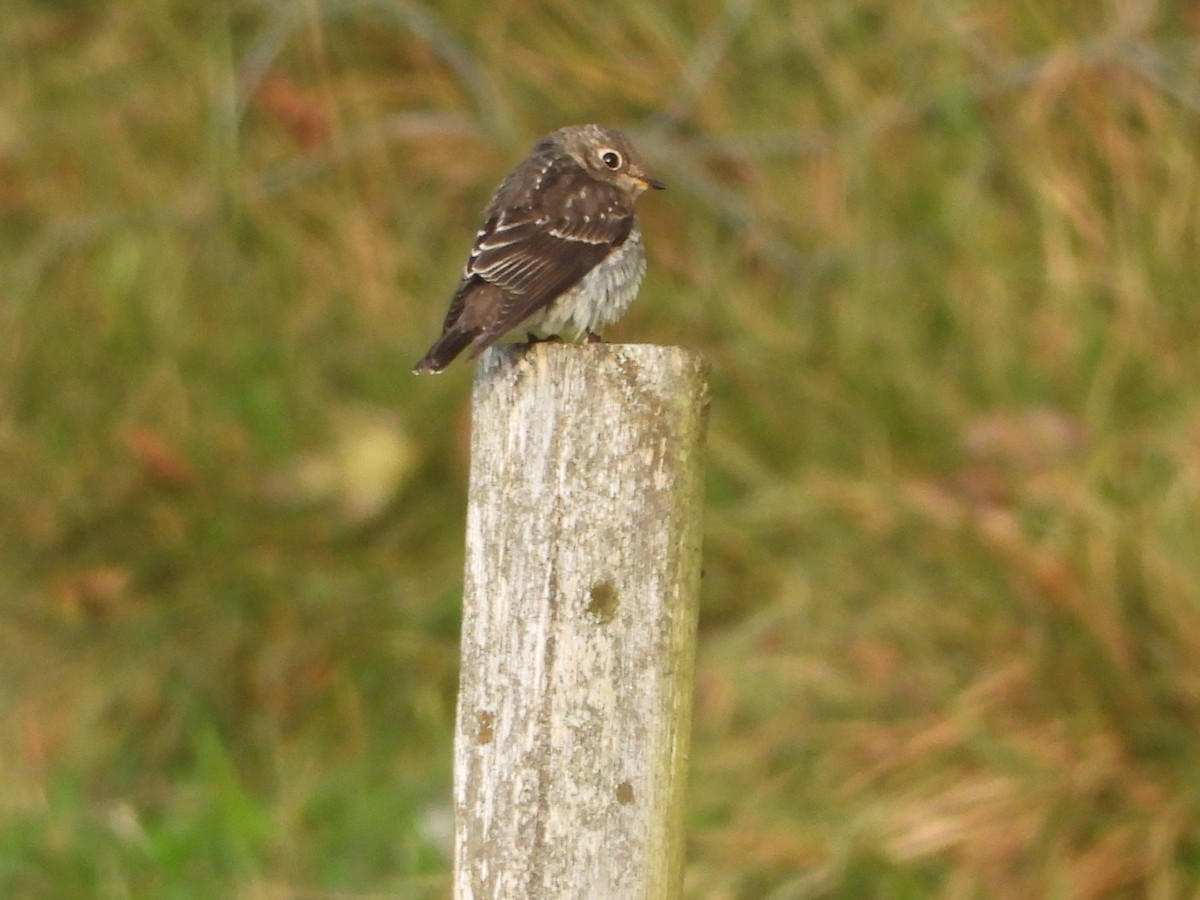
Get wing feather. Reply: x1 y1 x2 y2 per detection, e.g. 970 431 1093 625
473 215 632 347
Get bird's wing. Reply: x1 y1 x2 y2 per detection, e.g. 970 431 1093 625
463 207 634 346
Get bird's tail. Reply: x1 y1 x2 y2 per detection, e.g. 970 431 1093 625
412 328 478 374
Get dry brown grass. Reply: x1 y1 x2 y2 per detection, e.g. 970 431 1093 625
2 0 1200 896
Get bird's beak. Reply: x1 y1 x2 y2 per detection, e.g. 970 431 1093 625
630 165 666 190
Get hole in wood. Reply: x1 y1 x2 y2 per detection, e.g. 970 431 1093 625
586 579 619 622
615 781 635 805
475 710 495 744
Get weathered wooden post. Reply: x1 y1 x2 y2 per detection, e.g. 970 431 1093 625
453 342 709 899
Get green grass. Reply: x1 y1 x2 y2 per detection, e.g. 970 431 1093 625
4 0 1200 896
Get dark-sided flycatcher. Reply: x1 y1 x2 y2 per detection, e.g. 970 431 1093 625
413 124 664 373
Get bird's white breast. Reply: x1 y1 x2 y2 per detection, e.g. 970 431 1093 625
531 224 647 337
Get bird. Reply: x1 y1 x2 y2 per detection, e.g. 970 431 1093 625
413 124 665 374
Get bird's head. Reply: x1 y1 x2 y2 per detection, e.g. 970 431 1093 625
553 124 666 198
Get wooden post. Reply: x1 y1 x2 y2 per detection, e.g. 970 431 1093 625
453 342 709 900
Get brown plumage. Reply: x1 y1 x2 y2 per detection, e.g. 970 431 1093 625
413 124 664 374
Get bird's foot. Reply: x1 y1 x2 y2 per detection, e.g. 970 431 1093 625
584 330 605 344
524 333 563 345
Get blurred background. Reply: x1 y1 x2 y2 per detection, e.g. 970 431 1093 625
4 0 1200 896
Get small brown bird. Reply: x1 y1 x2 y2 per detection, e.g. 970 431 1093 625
413 124 665 374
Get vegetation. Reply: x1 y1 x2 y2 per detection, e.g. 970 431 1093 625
3 0 1200 896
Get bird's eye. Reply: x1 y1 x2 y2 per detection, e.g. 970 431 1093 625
601 150 622 170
